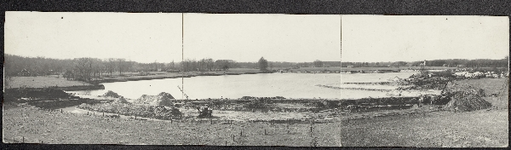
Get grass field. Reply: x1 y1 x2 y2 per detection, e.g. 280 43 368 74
5 76 92 89
3 104 340 146
448 78 509 109
341 78 509 147
341 109 508 147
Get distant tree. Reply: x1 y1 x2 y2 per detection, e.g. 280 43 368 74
313 60 323 67
106 58 116 76
63 70 74 80
204 58 215 71
392 61 407 68
197 58 214 71
116 59 128 75
258 57 268 71
74 58 93 81
213 60 233 71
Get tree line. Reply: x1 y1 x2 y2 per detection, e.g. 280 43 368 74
3 54 273 81
342 57 508 68
4 54 508 81
4 54 174 81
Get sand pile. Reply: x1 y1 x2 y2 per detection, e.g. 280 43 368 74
134 92 175 107
443 90 492 112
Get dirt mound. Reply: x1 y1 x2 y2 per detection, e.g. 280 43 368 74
4 88 73 100
112 97 130 104
443 90 492 112
133 92 175 106
102 90 122 98
443 82 485 96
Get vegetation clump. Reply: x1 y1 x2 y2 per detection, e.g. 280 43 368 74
441 81 492 112
443 90 491 112
395 70 454 90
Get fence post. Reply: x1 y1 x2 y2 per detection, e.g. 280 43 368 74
310 125 313 137
287 124 290 134
232 135 235 142
264 129 267 135
22 136 24 143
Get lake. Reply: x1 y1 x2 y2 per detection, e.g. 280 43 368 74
69 72 440 100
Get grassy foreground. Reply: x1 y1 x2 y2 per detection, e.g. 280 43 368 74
3 104 340 146
341 109 508 147
341 78 509 147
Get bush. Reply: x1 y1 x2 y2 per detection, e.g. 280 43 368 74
443 90 492 111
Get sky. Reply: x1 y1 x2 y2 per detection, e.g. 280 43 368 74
5 12 508 63
184 14 341 62
5 12 183 63
5 12 341 63
342 15 509 62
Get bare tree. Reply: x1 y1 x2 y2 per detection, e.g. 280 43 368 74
105 58 116 76
116 58 128 75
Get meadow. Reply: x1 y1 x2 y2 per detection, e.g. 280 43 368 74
3 104 340 146
6 76 92 89
341 78 508 147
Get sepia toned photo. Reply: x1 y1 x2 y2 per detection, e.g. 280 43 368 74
3 12 509 147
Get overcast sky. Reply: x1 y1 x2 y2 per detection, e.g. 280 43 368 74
184 14 341 62
5 12 341 63
5 12 182 63
5 12 508 63
342 15 509 62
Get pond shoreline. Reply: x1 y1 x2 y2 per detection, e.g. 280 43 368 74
90 71 276 84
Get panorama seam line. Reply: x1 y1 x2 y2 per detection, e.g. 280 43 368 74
339 14 343 147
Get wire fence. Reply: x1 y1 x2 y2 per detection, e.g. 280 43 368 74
6 108 337 146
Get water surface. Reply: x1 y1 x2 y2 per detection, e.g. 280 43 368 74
70 72 439 100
